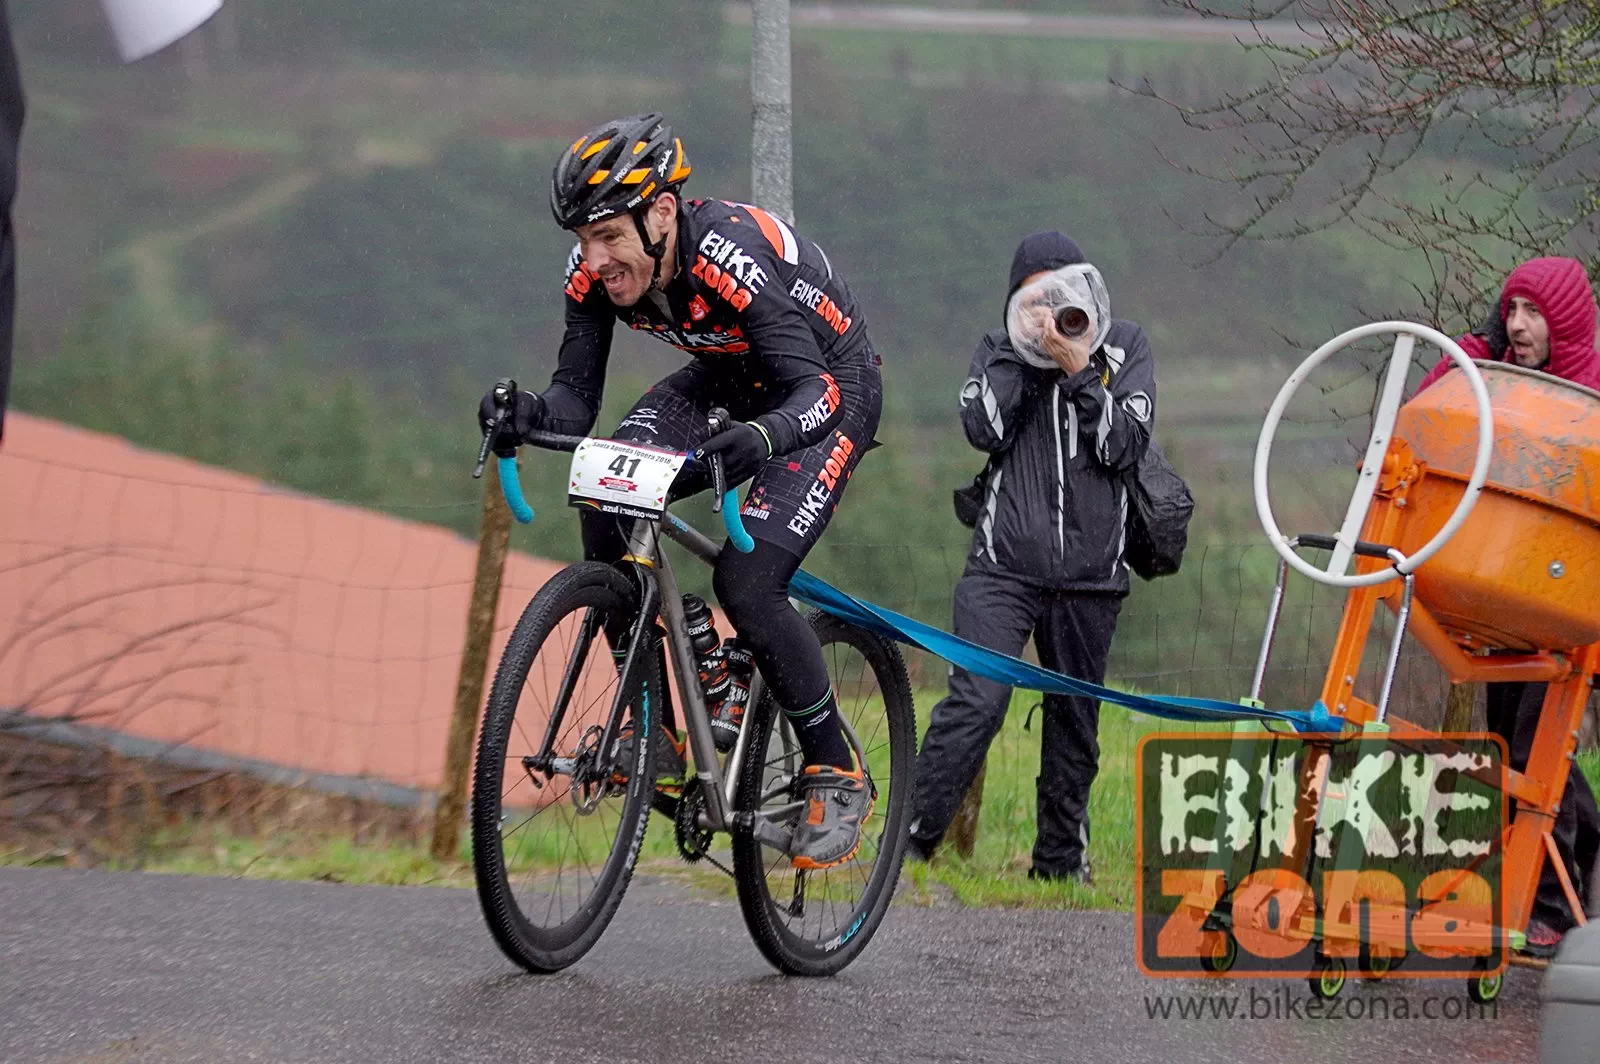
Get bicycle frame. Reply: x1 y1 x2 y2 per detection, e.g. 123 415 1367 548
512 430 815 856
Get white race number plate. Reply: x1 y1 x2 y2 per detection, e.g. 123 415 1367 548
567 438 687 520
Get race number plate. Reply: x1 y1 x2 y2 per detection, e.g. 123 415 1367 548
567 438 687 521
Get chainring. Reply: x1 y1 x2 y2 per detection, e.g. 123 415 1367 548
673 779 716 862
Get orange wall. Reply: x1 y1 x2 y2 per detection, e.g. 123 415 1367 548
0 413 567 792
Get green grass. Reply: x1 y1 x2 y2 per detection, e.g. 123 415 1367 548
2 828 474 888
909 689 1228 909
914 699 1600 910
1580 749 1600 793
10 724 1597 904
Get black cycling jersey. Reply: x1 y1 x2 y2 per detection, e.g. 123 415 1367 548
543 198 875 456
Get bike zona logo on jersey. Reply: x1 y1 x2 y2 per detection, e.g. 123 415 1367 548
797 374 841 435
789 277 853 336
1135 732 1507 979
693 229 769 311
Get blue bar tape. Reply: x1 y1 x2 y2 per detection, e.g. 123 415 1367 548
722 489 754 553
497 454 534 524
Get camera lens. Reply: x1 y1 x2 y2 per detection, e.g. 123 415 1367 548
1054 305 1090 338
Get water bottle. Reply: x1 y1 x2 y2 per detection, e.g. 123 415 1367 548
712 637 754 752
681 594 731 720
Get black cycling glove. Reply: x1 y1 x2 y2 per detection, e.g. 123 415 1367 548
695 422 772 488
478 388 545 458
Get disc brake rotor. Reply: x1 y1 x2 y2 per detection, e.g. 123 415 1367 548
569 725 608 814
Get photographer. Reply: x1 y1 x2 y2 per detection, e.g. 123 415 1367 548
908 232 1156 881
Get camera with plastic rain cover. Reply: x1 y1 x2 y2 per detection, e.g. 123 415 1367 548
1005 263 1109 370
1053 302 1091 339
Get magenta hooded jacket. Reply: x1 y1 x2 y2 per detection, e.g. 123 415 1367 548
1416 257 1600 393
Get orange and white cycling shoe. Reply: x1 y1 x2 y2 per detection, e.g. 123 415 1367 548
790 764 874 870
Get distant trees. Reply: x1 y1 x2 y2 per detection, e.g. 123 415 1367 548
1144 0 1600 324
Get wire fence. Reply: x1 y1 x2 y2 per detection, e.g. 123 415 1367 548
4 412 1592 841
1 414 560 802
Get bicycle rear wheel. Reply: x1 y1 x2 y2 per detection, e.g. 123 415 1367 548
471 561 659 973
731 611 915 976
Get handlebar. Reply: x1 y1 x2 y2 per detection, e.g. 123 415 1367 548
477 384 753 550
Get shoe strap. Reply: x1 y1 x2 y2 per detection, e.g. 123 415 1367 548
801 765 864 789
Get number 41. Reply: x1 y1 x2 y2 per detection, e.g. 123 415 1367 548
608 455 641 478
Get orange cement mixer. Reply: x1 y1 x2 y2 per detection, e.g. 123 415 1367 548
1245 322 1600 1000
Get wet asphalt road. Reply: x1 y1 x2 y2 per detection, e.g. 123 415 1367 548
1 868 1542 1064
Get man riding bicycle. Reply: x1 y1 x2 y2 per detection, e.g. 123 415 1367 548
478 113 883 871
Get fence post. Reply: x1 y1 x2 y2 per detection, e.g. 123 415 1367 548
945 757 987 859
1441 682 1476 734
430 471 514 861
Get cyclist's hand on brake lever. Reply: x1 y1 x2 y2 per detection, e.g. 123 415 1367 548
478 388 545 457
695 421 772 488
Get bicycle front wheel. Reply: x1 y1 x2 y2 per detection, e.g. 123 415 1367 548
470 561 659 973
731 610 915 976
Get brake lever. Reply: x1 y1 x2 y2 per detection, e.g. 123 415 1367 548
473 377 519 478
709 456 727 512
707 407 729 512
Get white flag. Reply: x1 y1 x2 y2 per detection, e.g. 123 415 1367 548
100 0 223 63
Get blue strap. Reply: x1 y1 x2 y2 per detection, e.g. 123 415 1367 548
788 570 1344 734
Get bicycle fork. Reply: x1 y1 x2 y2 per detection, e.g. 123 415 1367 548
525 562 661 788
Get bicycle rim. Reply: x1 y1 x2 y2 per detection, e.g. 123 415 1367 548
732 612 915 975
471 562 657 972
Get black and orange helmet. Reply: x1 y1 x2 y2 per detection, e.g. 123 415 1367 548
550 113 691 231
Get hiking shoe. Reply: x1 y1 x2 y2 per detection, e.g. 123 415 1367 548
791 765 874 870
1028 857 1093 886
610 724 686 787
1521 918 1565 959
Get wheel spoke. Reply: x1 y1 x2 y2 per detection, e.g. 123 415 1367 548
473 567 656 971
744 626 908 958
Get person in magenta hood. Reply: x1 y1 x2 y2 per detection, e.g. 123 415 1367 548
1416 256 1600 392
1415 255 1600 957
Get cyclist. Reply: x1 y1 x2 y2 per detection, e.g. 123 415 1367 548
479 113 883 870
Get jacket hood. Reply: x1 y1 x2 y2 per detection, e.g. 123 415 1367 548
1007 231 1086 308
1499 257 1599 387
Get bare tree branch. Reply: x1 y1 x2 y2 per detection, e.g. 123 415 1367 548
1141 0 1600 319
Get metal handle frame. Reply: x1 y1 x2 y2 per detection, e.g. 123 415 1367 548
1249 537 1415 725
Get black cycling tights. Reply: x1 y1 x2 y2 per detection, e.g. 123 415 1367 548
582 512 851 769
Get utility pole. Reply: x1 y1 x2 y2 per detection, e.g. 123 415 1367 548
750 0 794 224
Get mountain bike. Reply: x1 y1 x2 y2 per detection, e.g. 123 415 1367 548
468 380 914 976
